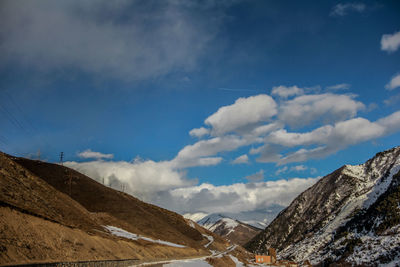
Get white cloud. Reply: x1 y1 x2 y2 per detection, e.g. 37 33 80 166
0 0 227 81
245 170 264 182
271 117 387 165
376 111 400 134
78 149 114 159
271 85 304 98
64 159 195 202
172 135 249 168
385 74 400 90
381 31 400 53
232 154 249 164
160 177 319 214
249 109 400 165
189 127 210 138
330 3 366 17
250 122 283 137
267 126 332 147
205 95 277 135
252 144 282 163
65 156 319 225
278 93 365 128
326 83 351 91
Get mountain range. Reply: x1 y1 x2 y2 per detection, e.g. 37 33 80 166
245 146 400 266
184 213 262 246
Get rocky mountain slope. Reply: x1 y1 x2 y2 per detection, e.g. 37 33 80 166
245 146 400 266
0 152 233 265
185 213 261 246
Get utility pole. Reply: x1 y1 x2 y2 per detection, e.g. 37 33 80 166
37 149 40 161
69 175 72 196
60 152 64 165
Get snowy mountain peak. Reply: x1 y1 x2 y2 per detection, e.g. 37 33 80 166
185 212 262 246
245 146 400 265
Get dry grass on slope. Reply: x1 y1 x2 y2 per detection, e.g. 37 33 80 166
0 207 207 266
14 157 204 248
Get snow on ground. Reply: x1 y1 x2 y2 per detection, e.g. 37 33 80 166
210 218 239 235
132 257 212 267
346 226 400 265
104 225 186 248
202 234 214 248
280 152 400 264
183 212 208 222
187 220 196 228
163 258 212 267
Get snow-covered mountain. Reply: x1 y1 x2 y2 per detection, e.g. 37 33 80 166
246 146 400 265
184 213 262 246
183 204 284 230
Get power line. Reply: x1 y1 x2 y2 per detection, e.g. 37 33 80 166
5 92 37 133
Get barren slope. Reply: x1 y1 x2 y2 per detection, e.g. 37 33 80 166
0 153 232 265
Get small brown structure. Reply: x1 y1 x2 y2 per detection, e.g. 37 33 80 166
255 248 276 264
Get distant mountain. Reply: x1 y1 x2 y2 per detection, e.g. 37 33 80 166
0 153 232 265
246 146 400 266
185 213 262 246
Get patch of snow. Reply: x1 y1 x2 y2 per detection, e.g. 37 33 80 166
242 220 266 229
104 225 185 248
209 218 239 235
183 212 209 222
202 234 214 248
134 257 212 267
187 220 196 228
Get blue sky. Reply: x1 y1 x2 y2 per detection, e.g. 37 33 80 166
1 0 400 221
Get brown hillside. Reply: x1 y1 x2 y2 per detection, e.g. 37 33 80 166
0 153 99 231
12 156 204 248
0 152 237 265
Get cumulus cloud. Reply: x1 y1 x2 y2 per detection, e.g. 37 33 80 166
252 144 282 163
189 127 210 138
330 3 366 17
271 85 304 98
376 111 400 134
385 74 400 90
268 117 388 165
381 31 400 53
63 92 400 225
326 83 351 91
278 93 365 128
181 91 399 167
232 154 249 164
156 177 319 214
0 0 228 81
205 95 277 135
65 156 319 225
78 149 113 160
249 122 283 137
172 135 250 168
245 170 264 182
64 159 195 201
